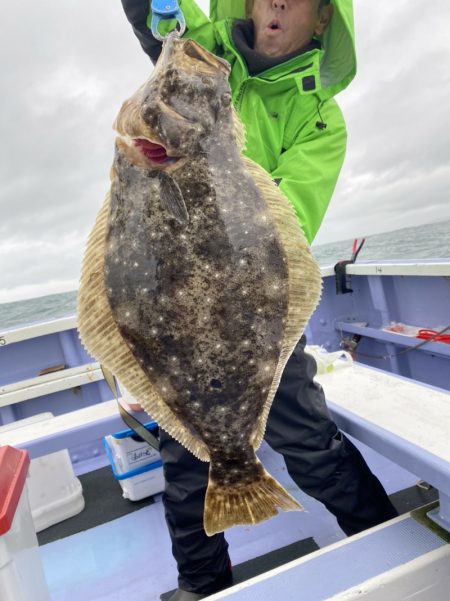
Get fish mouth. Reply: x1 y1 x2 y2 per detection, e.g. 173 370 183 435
133 138 175 165
117 135 181 170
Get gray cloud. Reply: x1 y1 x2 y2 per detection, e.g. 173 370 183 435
1 0 152 301
1 0 449 301
314 0 450 243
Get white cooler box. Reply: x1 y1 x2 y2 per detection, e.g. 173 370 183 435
0 445 51 601
103 421 164 501
0 413 85 532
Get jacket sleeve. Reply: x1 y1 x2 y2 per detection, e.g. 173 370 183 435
121 0 216 63
271 99 347 244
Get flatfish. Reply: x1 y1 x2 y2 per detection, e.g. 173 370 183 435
77 33 322 535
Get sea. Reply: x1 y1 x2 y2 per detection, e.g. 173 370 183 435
1 219 449 332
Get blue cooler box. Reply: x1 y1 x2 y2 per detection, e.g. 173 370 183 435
103 422 165 501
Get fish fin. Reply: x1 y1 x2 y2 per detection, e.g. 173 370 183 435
204 460 302 536
231 106 246 151
77 192 210 462
157 171 189 224
241 156 323 450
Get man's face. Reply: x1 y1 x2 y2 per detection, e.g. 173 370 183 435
251 0 333 58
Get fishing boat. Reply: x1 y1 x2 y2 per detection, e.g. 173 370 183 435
0 259 449 601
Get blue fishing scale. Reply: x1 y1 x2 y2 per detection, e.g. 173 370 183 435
150 0 186 41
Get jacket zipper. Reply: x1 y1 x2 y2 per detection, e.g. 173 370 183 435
234 80 248 112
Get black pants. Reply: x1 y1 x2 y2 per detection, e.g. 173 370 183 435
160 337 398 594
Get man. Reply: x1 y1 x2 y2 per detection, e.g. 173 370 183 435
120 1 398 600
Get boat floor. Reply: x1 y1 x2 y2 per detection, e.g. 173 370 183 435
38 439 438 601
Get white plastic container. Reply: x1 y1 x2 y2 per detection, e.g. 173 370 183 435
103 421 165 501
0 445 51 601
0 414 85 532
27 450 85 532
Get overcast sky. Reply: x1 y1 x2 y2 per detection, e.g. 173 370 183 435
1 0 449 303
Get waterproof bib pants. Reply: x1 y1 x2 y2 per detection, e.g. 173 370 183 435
160 337 398 594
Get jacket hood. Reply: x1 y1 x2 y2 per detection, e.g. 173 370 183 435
209 0 356 97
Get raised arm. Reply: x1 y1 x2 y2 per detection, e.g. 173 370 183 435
121 0 216 63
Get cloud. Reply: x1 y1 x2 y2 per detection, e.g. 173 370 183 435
314 0 450 243
1 0 152 302
1 0 449 301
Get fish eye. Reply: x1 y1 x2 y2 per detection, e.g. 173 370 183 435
201 75 213 86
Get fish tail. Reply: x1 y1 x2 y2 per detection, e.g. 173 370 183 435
204 466 303 536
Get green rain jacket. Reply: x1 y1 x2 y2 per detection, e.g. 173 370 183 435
121 0 356 243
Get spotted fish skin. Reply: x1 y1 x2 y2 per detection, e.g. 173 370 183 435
78 33 322 535
106 140 289 487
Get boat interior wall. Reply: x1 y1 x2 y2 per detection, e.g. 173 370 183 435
0 400 150 475
0 327 111 427
326 545 450 601
306 267 450 391
1 363 103 407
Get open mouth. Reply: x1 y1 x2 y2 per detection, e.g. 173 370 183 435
267 20 282 31
133 138 173 165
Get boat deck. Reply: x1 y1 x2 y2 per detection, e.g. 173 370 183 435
38 439 437 601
